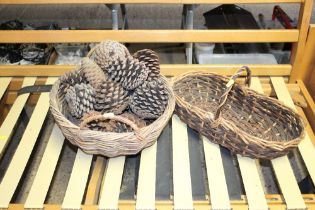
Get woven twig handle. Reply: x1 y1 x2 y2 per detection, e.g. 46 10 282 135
213 66 252 124
79 113 144 141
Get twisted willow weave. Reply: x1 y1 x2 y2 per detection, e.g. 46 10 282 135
50 74 175 157
172 67 305 159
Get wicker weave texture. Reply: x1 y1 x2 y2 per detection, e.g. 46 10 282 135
50 75 175 157
172 69 305 159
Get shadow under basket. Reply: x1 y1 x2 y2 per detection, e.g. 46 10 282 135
172 67 305 159
49 75 175 157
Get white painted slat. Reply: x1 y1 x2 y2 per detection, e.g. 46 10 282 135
0 77 37 157
24 125 64 209
0 77 57 208
0 77 11 99
136 142 157 210
236 77 268 210
202 136 231 210
271 157 306 209
98 156 125 210
62 150 93 209
172 115 193 210
271 77 315 185
237 155 268 210
252 77 306 210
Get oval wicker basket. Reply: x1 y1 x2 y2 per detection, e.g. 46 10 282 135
50 74 175 157
172 67 305 159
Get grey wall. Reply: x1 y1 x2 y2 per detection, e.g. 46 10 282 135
0 3 314 29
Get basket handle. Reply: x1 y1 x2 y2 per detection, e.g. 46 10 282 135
213 66 252 123
79 113 144 141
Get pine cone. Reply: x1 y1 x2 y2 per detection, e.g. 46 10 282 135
80 57 106 89
89 40 130 70
65 83 96 118
130 77 169 119
133 49 160 81
94 76 130 114
105 56 148 90
59 67 86 96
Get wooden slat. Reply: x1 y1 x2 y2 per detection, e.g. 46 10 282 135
62 150 93 209
0 0 303 4
136 142 157 210
309 65 315 100
85 156 106 205
251 77 306 210
172 115 193 210
0 77 11 100
202 136 231 210
0 64 292 77
0 77 36 157
298 80 315 140
24 125 64 209
235 77 268 210
0 30 299 43
290 0 313 82
292 26 315 83
237 157 268 210
236 156 268 210
271 77 315 186
98 156 125 210
296 106 315 145
271 158 306 209
0 77 57 208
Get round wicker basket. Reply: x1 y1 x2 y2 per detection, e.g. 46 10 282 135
50 74 175 157
172 67 305 159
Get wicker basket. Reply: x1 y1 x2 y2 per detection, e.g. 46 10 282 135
172 67 305 159
50 74 175 157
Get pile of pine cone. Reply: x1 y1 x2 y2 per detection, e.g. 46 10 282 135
59 40 169 133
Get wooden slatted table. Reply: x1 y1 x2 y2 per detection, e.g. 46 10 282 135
0 76 314 210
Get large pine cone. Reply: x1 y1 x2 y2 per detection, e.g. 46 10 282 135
65 83 96 118
105 56 148 90
59 67 87 96
81 111 146 133
80 57 106 89
94 75 130 114
89 40 130 70
133 49 160 81
130 77 169 119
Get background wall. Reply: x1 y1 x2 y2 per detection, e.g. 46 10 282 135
0 3 314 29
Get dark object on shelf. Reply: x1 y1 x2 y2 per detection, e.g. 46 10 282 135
272 5 296 29
172 67 305 159
203 4 269 53
0 19 23 30
271 5 296 51
0 20 58 64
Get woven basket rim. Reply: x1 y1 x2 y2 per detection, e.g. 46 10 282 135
172 71 305 150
